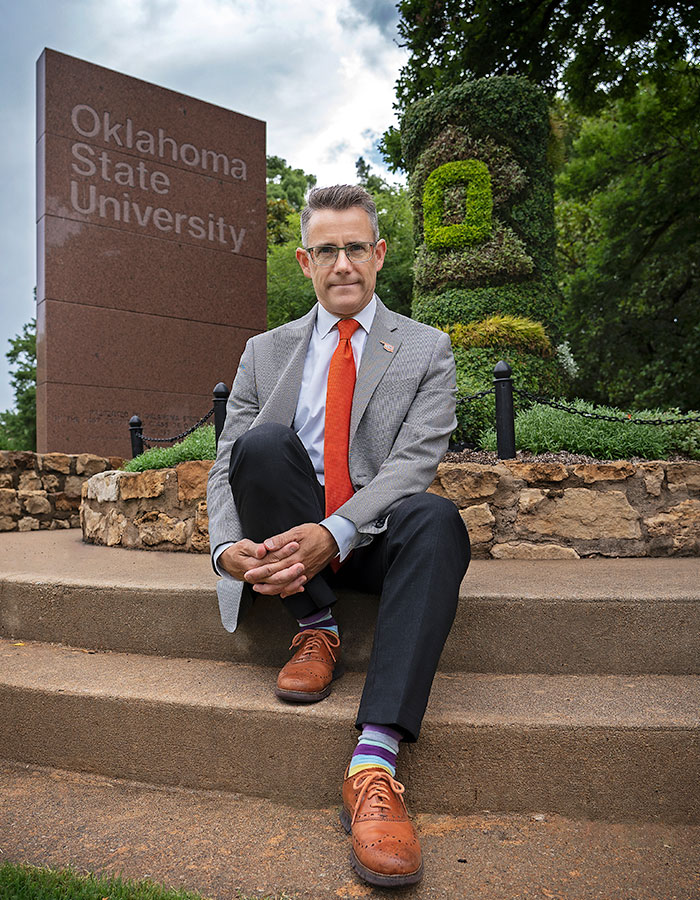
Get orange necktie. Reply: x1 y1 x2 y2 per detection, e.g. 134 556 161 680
324 318 361 518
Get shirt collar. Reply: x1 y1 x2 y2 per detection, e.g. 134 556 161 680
315 294 377 339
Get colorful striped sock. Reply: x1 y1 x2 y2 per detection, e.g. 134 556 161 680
348 724 402 777
297 606 339 636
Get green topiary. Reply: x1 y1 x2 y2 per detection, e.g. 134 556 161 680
442 315 554 357
423 160 493 250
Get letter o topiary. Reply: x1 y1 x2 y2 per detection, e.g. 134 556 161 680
423 160 492 251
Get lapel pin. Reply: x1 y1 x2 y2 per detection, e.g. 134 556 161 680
380 341 394 353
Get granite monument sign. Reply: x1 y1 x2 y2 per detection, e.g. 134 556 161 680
36 49 266 457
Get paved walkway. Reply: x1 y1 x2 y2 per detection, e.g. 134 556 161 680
2 761 699 900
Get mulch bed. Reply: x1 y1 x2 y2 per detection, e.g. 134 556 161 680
442 448 692 466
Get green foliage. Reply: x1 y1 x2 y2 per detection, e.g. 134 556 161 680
0 318 37 451
556 68 700 412
414 225 533 292
266 155 316 211
123 425 216 471
413 283 563 333
393 1 700 124
0 861 211 899
454 347 568 444
423 160 492 250
267 212 318 329
480 401 700 460
443 315 553 357
409 125 528 244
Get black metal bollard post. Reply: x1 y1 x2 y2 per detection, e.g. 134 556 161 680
494 361 516 460
213 382 230 450
129 415 144 459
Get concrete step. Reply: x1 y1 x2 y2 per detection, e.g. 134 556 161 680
1 637 698 823
1 530 699 674
2 760 699 900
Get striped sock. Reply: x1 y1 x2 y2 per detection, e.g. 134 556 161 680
297 606 339 637
348 724 402 777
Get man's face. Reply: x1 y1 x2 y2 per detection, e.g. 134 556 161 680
296 207 386 318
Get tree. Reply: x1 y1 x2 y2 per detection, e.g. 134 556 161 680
0 319 37 451
395 1 700 113
266 155 318 248
556 67 700 411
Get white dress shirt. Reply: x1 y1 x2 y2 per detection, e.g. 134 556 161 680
213 296 377 577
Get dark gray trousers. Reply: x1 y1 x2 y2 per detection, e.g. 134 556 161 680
229 423 470 740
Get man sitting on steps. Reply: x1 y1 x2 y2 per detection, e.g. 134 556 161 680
206 183 470 888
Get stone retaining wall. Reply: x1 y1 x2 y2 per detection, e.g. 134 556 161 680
81 458 700 558
0 450 123 532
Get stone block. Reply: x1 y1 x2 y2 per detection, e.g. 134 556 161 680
19 490 52 515
18 471 43 491
82 505 127 545
572 462 635 483
0 516 18 531
49 518 71 529
516 488 641 540
119 470 168 500
135 511 187 546
18 517 40 532
63 475 84 498
2 451 35 470
502 461 568 483
53 492 81 512
491 541 580 559
41 473 60 491
76 453 108 477
0 489 20 517
86 471 121 502
435 463 500 505
177 460 213 502
665 462 700 494
0 473 13 488
0 452 12 470
637 463 665 497
191 499 210 552
459 502 495 543
109 457 126 470
39 452 72 474
645 500 700 554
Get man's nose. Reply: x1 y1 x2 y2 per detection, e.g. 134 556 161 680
333 248 353 271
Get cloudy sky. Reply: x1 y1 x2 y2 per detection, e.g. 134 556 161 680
0 0 407 410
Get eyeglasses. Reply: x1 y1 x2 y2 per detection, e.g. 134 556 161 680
304 241 376 266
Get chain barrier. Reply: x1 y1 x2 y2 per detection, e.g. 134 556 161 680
513 388 700 426
140 406 215 446
456 387 495 405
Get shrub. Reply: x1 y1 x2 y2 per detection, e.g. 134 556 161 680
123 425 216 472
479 400 700 460
443 315 553 357
454 347 568 444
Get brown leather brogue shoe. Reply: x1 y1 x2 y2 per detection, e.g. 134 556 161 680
340 767 423 887
275 628 343 703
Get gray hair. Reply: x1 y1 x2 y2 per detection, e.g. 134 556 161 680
300 184 379 246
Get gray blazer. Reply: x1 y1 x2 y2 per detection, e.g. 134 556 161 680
206 297 457 632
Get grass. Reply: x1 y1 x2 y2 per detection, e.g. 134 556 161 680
0 862 295 900
480 399 700 460
122 426 216 472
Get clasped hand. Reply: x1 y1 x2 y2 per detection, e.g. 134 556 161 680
218 523 338 598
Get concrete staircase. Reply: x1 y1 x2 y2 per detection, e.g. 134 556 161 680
1 529 699 825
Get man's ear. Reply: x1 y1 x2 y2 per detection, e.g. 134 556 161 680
374 238 387 273
296 247 313 279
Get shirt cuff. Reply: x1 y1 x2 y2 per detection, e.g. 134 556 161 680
321 515 360 562
212 541 237 579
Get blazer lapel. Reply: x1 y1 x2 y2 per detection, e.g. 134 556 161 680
350 300 401 442
256 306 317 427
